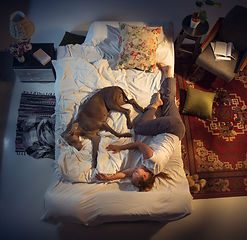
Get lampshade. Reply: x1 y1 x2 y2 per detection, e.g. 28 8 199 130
9 11 35 40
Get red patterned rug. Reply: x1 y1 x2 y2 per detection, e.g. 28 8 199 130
175 47 247 199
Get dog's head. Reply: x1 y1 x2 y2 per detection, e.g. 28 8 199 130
62 122 84 151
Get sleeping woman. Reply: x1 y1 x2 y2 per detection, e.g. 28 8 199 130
95 63 185 192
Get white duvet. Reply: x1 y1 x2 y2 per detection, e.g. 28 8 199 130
41 21 193 226
54 55 167 182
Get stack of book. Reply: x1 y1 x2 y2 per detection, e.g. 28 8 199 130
210 41 236 61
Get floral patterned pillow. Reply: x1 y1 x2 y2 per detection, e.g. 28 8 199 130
117 23 162 72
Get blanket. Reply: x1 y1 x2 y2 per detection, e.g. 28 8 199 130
53 54 164 183
22 116 55 159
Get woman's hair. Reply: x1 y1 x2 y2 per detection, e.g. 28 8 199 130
131 170 172 192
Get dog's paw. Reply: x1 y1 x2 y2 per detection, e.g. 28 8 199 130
127 122 133 129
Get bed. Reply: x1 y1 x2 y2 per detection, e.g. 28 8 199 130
41 21 193 226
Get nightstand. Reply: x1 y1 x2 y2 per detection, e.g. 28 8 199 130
175 15 209 58
13 43 56 82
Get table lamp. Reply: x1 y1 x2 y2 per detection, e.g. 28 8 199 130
9 11 35 50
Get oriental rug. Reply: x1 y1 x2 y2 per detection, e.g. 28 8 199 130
15 92 55 155
175 47 247 199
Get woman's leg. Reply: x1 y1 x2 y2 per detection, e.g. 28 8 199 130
160 76 181 120
134 64 185 139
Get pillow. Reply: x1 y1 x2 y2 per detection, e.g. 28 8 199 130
59 31 86 46
182 86 216 120
117 23 162 72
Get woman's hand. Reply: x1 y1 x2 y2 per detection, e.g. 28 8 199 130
106 144 121 154
95 172 110 181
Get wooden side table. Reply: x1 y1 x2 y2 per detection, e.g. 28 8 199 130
13 43 56 82
175 15 209 58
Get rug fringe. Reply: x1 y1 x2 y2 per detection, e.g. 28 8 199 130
16 152 26 155
22 91 55 96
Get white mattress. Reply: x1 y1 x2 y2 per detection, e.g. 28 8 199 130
41 21 193 226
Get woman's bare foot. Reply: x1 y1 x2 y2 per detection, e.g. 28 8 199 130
157 63 173 78
150 92 163 109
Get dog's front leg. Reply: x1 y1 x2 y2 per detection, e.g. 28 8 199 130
102 123 132 138
87 134 101 168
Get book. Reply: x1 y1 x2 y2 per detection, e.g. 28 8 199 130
33 48 51 65
210 41 236 61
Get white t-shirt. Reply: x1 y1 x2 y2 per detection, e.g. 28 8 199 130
141 133 180 175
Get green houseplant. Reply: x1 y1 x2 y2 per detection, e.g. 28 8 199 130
191 0 222 28
194 0 222 23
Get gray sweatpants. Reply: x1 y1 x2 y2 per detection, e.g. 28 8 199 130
134 77 185 140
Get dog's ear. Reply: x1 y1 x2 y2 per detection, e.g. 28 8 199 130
69 123 79 135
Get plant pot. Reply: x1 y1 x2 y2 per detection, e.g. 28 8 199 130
17 55 25 63
190 12 200 28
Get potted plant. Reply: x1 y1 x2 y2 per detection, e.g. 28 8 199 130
190 0 222 28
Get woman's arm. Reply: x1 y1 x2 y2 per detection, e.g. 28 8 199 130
96 142 153 181
106 142 153 159
95 167 135 181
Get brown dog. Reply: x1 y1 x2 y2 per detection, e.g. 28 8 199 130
62 86 144 165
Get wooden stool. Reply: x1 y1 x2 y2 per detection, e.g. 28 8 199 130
175 15 209 58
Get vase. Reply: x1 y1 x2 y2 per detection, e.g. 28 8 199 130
17 55 25 63
190 12 200 28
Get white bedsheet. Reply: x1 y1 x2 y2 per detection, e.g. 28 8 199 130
41 21 193 226
53 56 166 183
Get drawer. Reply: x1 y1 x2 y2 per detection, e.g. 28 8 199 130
18 75 55 82
14 69 55 82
